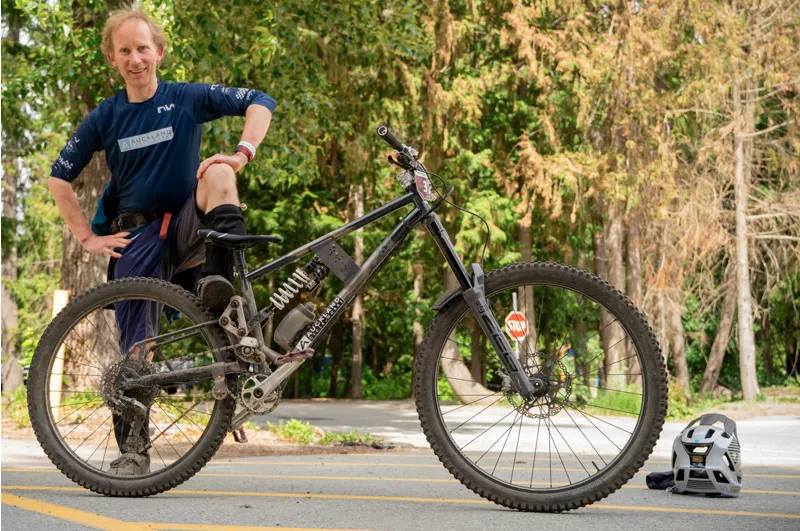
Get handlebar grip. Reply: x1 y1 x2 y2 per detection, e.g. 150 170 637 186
377 125 404 150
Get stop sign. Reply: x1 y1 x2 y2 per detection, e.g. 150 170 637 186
504 311 528 340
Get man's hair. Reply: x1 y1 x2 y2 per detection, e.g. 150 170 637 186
101 3 168 56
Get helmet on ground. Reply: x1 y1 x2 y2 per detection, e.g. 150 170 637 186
672 413 742 497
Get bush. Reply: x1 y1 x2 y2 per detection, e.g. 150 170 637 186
267 418 316 443
6 385 30 428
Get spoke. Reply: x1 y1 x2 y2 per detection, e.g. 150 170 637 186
438 394 499 397
547 416 589 475
55 347 105 375
565 400 639 418
510 410 524 484
492 412 520 475
151 411 182 459
474 411 519 465
448 396 506 434
51 399 103 411
547 418 575 483
569 406 624 452
146 399 202 451
155 398 209 432
100 418 114 471
562 406 607 467
459 407 517 453
60 402 107 440
544 413 569 485
441 393 501 416
74 413 114 453
578 384 642 396
149 417 170 466
529 415 542 488
582 332 628 369
154 401 195 447
589 353 639 374
553 292 584 360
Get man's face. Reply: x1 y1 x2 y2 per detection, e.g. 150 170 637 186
107 19 164 91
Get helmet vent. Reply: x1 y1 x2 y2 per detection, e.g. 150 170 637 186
723 453 735 471
713 471 730 484
676 469 685 481
687 429 695 439
705 428 715 438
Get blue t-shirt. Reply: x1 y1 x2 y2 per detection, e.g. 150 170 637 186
50 80 277 235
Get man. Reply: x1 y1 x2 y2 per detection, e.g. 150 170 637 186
48 6 276 475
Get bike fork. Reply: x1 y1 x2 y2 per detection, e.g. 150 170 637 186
422 214 536 399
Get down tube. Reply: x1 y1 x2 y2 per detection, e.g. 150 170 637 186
293 207 423 352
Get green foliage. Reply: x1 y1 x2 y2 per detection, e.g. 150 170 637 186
5 386 30 428
267 418 315 443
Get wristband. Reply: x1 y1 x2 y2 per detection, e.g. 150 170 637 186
237 141 256 162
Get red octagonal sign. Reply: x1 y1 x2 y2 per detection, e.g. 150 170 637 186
504 311 528 340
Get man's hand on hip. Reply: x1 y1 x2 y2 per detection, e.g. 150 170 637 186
83 232 131 259
196 152 248 180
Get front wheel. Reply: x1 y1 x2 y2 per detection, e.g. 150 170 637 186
414 262 668 512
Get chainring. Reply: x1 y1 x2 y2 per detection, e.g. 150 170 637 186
239 373 281 415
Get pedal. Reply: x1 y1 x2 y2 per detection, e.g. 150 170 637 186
275 348 314 366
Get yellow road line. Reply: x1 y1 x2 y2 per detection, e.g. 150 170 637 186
201 460 800 478
5 468 800 491
4 485 800 519
146 524 371 531
384 452 800 470
2 490 372 531
1 491 145 531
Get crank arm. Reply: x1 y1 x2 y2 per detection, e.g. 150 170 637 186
119 361 245 390
462 264 535 399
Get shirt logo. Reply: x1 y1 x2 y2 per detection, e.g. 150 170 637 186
157 103 175 114
118 127 174 152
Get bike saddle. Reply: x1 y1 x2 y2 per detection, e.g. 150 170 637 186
197 229 283 250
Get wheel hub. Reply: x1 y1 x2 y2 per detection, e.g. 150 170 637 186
100 357 159 415
504 352 573 419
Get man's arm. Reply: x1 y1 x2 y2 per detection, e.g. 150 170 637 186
48 177 130 258
196 104 273 179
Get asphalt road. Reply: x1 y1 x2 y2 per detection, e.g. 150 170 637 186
2 400 799 531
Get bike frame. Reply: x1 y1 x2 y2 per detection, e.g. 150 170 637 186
124 175 536 428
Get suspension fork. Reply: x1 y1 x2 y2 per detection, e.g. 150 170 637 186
422 214 536 399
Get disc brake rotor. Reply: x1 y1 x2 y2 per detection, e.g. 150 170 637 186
504 352 573 419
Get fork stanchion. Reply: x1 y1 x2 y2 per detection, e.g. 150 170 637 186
49 289 69 409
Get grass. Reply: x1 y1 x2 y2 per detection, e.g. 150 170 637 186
267 418 382 445
5 386 30 428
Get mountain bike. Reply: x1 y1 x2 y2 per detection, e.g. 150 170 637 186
28 126 668 511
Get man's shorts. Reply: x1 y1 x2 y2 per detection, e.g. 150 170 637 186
113 189 206 352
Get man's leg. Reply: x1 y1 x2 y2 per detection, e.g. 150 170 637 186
195 163 247 311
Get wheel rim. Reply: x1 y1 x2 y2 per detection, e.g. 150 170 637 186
433 278 652 493
42 291 230 478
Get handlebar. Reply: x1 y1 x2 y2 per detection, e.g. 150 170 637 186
376 125 405 151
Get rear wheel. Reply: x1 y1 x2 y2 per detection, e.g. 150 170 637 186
28 277 237 496
414 262 668 511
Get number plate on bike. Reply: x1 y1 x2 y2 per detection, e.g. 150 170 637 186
414 171 437 201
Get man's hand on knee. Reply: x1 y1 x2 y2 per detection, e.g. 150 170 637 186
83 232 132 258
196 152 248 180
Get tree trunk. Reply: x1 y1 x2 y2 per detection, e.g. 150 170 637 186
700 268 737 394
518 219 536 356
668 291 691 396
604 200 626 390
410 263 425 399
593 230 608 389
733 80 760 401
349 182 364 399
625 210 642 386
2 154 22 393
328 323 343 398
470 323 486 386
440 269 494 404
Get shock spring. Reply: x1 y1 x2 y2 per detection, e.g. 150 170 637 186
270 269 311 309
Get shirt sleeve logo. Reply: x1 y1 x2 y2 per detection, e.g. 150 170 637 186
118 127 174 152
157 103 175 114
